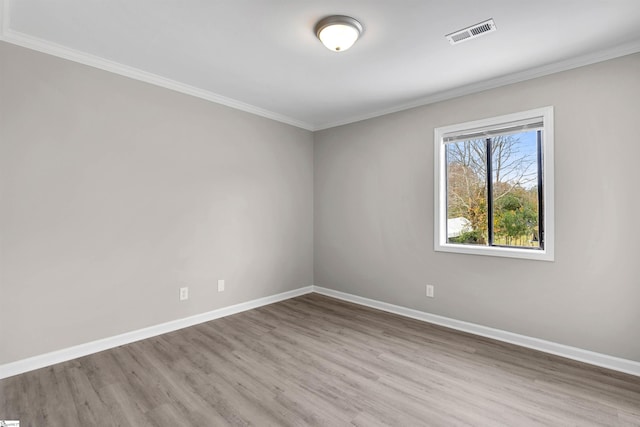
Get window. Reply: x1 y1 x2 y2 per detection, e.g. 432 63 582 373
434 107 554 261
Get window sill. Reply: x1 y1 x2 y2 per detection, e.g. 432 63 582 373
435 243 554 261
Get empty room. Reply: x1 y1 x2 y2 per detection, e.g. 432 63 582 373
1 1 639 425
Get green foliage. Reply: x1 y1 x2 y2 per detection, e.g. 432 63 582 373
493 188 538 246
446 134 540 248
450 229 485 244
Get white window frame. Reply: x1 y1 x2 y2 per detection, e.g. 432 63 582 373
434 106 555 261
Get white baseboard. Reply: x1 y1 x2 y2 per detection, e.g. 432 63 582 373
4 285 639 380
0 286 314 380
312 286 640 377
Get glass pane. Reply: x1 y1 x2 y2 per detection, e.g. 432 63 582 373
491 131 540 248
445 139 488 245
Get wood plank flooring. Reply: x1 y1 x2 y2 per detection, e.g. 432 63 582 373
1 293 639 426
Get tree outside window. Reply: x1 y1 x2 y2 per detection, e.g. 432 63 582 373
446 131 541 248
434 107 554 261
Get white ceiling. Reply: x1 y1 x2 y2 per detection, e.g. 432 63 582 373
2 0 640 130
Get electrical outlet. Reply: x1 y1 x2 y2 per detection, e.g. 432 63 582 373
426 284 435 298
179 287 189 301
217 279 225 292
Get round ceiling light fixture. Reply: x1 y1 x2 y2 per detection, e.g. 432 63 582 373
315 15 363 52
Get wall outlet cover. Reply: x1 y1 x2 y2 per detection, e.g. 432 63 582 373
426 285 435 298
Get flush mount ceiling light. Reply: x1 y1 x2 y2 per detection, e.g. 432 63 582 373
315 15 363 52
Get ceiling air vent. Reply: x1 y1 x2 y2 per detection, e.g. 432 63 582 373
446 19 496 45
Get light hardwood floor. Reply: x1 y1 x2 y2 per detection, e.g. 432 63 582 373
1 293 639 426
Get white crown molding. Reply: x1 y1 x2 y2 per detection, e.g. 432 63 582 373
0 5 314 131
313 286 640 377
0 30 314 131
3 0 640 132
0 286 314 380
312 39 640 131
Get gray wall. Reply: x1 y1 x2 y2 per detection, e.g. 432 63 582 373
2 38 639 367
314 53 640 362
0 42 314 364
